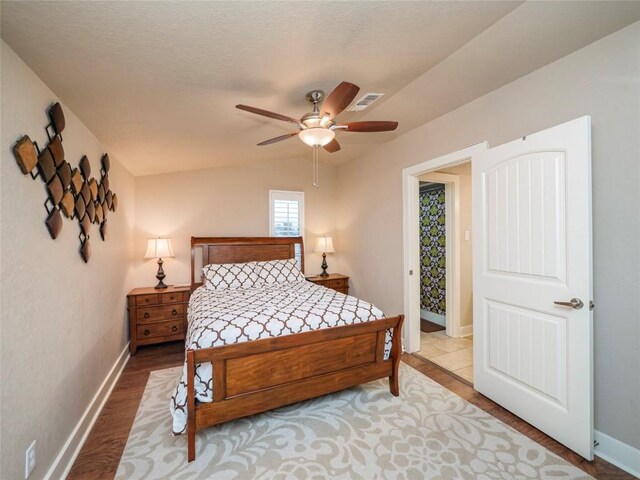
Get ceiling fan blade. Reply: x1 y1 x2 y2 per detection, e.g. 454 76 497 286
321 82 360 119
341 121 398 132
236 105 300 125
257 132 299 146
323 138 341 153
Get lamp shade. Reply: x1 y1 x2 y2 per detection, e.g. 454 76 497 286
314 236 335 254
144 238 174 259
298 127 335 147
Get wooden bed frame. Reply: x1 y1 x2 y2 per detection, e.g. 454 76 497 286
186 236 404 462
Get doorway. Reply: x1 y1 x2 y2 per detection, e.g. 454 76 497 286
415 163 474 383
402 143 485 360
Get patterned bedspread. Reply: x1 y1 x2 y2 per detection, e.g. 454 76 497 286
170 280 388 434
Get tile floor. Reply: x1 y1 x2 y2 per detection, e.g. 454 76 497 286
417 330 474 383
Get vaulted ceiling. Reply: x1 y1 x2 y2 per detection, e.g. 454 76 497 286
2 1 638 176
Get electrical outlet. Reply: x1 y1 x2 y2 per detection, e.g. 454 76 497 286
25 440 36 479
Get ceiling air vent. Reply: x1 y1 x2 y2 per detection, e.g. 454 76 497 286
348 93 384 112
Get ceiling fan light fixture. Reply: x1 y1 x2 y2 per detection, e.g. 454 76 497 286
298 127 335 147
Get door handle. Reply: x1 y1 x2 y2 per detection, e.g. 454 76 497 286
554 298 584 309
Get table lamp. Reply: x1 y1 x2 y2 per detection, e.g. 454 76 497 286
314 236 335 277
145 238 174 289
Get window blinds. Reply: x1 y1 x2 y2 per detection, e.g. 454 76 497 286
272 199 300 236
269 190 304 268
269 191 304 238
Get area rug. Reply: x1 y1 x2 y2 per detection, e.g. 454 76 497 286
116 364 592 479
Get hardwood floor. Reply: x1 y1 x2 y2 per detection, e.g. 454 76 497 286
67 342 185 480
68 343 632 480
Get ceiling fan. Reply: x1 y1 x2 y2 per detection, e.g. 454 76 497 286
236 81 398 187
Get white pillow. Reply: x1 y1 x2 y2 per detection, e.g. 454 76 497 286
202 262 260 290
256 258 305 284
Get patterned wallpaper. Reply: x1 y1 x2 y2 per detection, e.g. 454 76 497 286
420 185 446 314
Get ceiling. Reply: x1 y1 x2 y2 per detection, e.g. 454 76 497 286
1 1 638 176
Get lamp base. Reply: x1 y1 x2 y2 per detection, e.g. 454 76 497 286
319 253 329 277
154 258 168 289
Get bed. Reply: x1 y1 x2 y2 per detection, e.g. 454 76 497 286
173 236 404 462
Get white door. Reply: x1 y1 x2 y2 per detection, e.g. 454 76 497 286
472 117 593 459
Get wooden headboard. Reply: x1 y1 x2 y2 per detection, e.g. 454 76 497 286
191 236 304 290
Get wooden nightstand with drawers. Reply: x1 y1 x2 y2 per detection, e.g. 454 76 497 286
127 286 190 355
306 273 349 295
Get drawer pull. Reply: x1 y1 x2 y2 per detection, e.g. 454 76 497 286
144 312 150 319
172 309 178 316
170 295 175 300
144 329 150 336
172 325 178 332
145 298 150 302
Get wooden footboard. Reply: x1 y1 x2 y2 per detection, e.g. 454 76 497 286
186 314 404 462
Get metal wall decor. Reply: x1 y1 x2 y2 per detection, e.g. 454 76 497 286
11 102 119 263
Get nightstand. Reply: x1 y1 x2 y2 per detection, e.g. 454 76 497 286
307 273 349 295
127 286 190 355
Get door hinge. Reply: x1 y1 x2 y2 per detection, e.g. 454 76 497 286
409 270 414 276
589 301 594 311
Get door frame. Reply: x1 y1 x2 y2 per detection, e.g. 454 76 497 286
402 143 487 353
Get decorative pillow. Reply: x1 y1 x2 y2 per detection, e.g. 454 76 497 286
202 262 260 290
256 258 305 284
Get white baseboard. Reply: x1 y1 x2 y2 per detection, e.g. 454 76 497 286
44 343 130 480
420 309 446 327
458 324 473 337
594 429 640 478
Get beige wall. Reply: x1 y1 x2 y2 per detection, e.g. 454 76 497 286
336 23 640 448
0 42 135 479
133 158 340 287
453 169 472 330
448 166 473 330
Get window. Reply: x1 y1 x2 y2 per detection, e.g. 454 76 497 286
269 190 304 267
269 190 304 238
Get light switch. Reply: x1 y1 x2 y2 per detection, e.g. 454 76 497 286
464 230 470 241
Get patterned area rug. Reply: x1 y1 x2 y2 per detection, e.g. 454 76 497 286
116 364 592 479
